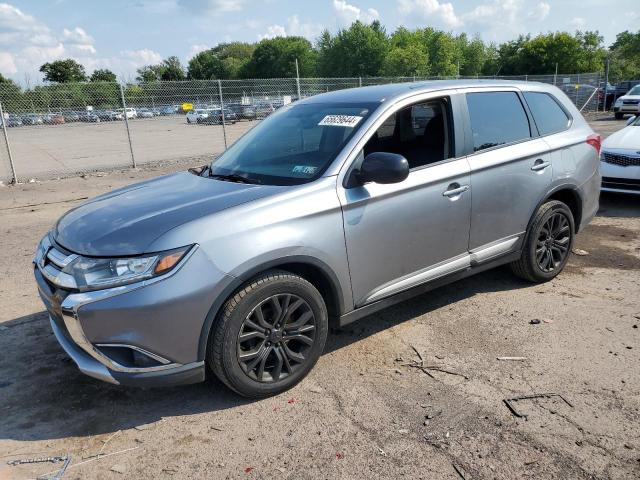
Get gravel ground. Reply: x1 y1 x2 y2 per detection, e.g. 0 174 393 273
0 114 638 479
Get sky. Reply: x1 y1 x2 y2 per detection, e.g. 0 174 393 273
0 0 638 85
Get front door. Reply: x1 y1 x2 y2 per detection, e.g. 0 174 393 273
338 97 472 307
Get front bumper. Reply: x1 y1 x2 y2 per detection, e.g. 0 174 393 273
34 239 232 387
600 159 640 195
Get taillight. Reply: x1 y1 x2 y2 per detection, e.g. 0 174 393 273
586 134 602 154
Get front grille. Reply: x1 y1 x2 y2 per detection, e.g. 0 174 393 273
602 152 640 167
602 177 640 192
622 99 640 105
36 240 78 290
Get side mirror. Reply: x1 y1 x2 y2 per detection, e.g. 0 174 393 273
349 152 409 187
626 115 637 126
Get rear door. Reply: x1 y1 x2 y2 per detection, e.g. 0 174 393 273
463 89 552 253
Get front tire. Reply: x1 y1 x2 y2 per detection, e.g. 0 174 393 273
614 112 623 120
208 271 328 398
510 200 574 283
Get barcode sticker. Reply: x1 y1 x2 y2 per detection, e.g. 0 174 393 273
318 115 363 127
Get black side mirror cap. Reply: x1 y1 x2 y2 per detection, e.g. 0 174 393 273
348 152 410 187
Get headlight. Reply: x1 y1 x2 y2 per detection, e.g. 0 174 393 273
62 246 192 291
615 98 623 106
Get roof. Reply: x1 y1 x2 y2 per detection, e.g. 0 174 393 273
301 79 549 105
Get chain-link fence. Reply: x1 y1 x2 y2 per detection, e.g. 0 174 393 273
0 72 604 183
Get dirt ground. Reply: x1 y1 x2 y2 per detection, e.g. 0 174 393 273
0 114 639 479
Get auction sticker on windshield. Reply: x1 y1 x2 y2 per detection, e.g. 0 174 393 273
318 115 363 128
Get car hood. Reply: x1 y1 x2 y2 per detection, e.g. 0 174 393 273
54 171 287 257
602 126 640 151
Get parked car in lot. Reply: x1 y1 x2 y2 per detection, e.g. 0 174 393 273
600 115 640 194
199 108 237 124
1 114 23 127
96 110 123 121
34 80 600 397
43 113 65 125
160 106 175 115
137 108 154 119
63 112 80 122
254 102 275 119
227 103 257 121
22 113 44 125
117 107 137 119
79 112 100 123
186 108 209 124
613 84 640 120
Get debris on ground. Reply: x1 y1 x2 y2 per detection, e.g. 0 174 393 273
402 345 469 380
529 319 541 325
110 464 127 474
7 454 70 479
503 393 573 420
497 356 527 361
452 463 468 479
572 248 589 256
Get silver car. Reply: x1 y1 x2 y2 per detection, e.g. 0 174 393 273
34 80 601 397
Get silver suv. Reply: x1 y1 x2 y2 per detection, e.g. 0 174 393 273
34 81 601 397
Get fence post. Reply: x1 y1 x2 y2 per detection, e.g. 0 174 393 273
0 101 17 184
119 83 136 168
218 79 228 150
295 58 301 100
358 77 362 87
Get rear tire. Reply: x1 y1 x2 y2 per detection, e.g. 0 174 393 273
510 200 574 283
208 271 328 398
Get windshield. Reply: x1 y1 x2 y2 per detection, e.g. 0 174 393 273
628 85 640 96
209 102 376 185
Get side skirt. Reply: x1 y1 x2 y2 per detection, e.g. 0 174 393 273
336 250 521 328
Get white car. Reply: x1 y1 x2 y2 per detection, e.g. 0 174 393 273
600 115 640 194
613 85 640 120
117 107 137 119
186 109 209 124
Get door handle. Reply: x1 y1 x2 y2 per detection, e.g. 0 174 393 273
531 159 551 171
442 183 470 198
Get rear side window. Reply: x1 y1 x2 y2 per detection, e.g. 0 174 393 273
523 92 571 136
466 92 531 152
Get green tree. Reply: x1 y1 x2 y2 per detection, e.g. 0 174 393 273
39 59 87 83
609 30 640 82
160 56 186 80
89 69 117 82
136 65 164 82
188 50 224 79
316 21 389 77
244 36 316 78
187 43 254 80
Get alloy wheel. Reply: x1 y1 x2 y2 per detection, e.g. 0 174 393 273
237 293 316 383
536 211 571 273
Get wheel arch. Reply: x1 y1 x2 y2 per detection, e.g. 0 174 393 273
528 183 583 235
197 255 345 361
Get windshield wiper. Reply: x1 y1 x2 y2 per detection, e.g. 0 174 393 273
208 172 261 184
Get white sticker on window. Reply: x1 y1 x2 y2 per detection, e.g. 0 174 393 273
292 165 318 175
318 115 363 128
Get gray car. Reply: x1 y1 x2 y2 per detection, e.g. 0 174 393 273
34 80 601 397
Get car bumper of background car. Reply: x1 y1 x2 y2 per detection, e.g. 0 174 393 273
34 241 233 387
600 160 640 195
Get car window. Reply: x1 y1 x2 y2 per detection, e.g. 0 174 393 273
523 92 571 136
210 102 376 185
628 85 640 95
466 92 531 152
363 98 451 169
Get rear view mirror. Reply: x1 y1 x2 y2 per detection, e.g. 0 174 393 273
348 152 409 187
626 115 637 126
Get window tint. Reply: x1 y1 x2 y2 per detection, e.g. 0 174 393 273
363 99 451 169
523 92 571 135
466 92 531 152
